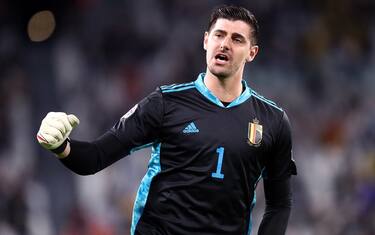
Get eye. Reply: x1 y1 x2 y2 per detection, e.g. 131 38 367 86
215 33 223 38
233 37 243 43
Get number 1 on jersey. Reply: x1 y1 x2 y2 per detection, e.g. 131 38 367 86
212 147 225 179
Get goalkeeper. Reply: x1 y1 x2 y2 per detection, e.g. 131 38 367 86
37 5 296 235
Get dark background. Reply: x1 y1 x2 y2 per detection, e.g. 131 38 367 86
0 0 374 234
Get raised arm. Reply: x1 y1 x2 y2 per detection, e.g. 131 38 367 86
36 89 164 175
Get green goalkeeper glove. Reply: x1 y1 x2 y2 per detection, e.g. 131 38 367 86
37 112 79 154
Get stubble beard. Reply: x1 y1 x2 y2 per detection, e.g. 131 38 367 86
207 62 232 80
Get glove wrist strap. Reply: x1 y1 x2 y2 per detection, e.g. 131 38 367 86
51 139 69 154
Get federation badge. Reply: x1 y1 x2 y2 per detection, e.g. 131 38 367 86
247 118 263 147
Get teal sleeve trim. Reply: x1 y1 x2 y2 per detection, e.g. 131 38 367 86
251 90 283 112
247 191 257 235
247 168 265 235
130 142 161 235
130 142 153 154
161 85 195 93
160 82 195 93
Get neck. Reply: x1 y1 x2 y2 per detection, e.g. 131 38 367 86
204 70 244 103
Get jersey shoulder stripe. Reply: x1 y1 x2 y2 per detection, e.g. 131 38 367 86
251 90 283 112
160 82 195 93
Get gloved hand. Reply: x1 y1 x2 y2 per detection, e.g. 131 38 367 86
37 112 79 153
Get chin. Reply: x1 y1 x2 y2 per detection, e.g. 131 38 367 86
214 73 230 79
209 67 231 79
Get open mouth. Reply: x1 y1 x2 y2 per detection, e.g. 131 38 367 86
215 53 229 62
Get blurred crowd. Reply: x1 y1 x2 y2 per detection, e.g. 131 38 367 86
0 0 374 234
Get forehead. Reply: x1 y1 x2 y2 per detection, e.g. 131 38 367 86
210 18 252 39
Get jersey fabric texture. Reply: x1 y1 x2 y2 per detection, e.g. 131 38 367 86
104 73 297 235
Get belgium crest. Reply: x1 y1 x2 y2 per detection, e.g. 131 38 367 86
247 118 263 147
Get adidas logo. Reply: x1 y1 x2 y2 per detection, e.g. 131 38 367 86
183 122 199 134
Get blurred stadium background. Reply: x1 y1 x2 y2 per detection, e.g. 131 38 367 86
1 0 375 234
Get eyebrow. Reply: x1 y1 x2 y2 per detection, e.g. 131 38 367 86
213 29 247 41
232 32 246 41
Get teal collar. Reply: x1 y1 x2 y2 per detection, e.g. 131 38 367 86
194 73 252 108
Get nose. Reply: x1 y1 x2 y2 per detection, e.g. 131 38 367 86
220 37 230 51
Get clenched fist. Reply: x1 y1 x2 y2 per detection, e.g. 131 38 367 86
37 112 79 153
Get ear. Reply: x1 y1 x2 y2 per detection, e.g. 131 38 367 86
203 32 209 51
246 45 259 62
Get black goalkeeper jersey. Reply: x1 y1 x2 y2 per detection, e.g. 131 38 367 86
62 73 296 235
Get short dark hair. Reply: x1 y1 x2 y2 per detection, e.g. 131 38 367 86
207 5 259 45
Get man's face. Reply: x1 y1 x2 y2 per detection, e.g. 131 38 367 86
204 18 258 79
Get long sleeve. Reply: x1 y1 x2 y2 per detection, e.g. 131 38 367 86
60 89 164 175
258 177 292 235
60 132 127 175
258 111 297 234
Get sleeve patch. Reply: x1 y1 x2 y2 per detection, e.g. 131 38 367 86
121 104 138 120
